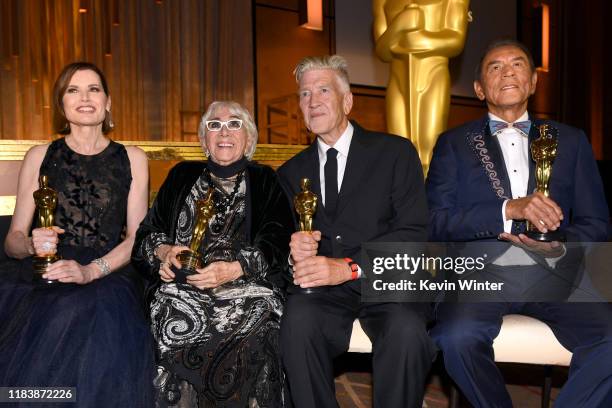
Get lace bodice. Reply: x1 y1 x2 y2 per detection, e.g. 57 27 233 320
38 138 132 255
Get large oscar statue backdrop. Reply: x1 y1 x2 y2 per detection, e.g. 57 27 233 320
373 0 471 174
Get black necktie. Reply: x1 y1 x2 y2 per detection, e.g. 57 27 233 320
324 148 338 217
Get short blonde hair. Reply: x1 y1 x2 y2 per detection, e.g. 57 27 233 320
198 101 258 160
293 55 351 92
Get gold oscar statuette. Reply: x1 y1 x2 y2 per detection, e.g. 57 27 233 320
176 188 215 273
291 178 326 294
294 178 318 232
32 175 61 283
526 124 564 242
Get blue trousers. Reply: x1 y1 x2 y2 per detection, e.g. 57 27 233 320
432 302 612 408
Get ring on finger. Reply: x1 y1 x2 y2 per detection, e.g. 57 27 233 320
41 241 54 251
538 219 545 225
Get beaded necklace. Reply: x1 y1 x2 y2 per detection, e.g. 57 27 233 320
204 168 245 230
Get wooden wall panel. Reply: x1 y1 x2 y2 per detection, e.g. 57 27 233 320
257 0 300 9
255 2 334 144
256 0 334 16
253 0 483 144
349 86 386 133
520 0 561 120
0 0 253 141
604 0 612 160
447 96 487 129
350 90 486 137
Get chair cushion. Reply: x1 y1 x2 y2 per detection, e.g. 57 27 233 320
348 319 372 353
348 314 573 367
493 314 572 366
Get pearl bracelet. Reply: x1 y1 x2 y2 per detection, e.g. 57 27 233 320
92 258 111 277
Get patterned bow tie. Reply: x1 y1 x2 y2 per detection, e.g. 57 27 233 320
489 120 531 137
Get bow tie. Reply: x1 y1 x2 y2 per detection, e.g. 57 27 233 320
489 120 531 137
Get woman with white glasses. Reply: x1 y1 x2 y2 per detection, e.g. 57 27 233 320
132 101 293 407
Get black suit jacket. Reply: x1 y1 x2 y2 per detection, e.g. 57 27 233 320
277 121 428 269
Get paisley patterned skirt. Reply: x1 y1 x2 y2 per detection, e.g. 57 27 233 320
151 281 286 407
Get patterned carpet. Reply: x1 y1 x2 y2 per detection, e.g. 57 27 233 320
333 354 566 407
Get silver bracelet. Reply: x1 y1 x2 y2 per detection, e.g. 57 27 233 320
92 258 111 277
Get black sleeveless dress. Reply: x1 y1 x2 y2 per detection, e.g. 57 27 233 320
0 138 155 407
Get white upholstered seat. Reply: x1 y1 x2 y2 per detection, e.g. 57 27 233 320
348 314 572 366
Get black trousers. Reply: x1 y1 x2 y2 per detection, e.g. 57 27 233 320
280 281 436 408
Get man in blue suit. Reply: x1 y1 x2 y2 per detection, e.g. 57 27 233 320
427 40 612 407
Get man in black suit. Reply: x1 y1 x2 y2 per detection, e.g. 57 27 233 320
278 55 436 408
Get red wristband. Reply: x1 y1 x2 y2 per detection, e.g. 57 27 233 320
344 257 359 280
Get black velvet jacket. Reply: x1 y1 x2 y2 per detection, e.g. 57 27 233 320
131 161 293 305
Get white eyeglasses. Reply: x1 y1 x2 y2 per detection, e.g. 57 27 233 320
205 119 243 131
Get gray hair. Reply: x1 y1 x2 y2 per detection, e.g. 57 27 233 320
293 55 351 92
198 101 258 160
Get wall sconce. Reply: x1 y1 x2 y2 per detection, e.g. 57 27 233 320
78 0 88 13
299 0 323 31
533 2 550 71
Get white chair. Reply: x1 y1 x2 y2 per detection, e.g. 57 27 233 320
348 319 371 353
490 314 572 407
347 314 572 407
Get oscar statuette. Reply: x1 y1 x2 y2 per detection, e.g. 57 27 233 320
32 175 61 284
173 188 215 283
295 178 318 233
526 124 565 242
290 178 327 294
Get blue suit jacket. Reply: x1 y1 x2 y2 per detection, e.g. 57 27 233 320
426 115 609 244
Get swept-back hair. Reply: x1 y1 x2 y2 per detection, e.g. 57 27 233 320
293 55 351 92
52 62 113 135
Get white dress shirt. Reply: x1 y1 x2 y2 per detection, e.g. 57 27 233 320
490 111 535 265
491 112 563 266
493 111 531 233
317 122 353 205
314 122 362 277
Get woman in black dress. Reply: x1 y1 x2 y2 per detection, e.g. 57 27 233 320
0 62 155 407
132 101 293 407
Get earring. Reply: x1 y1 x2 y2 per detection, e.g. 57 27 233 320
106 109 115 129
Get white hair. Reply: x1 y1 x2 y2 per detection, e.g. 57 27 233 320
198 101 258 160
293 55 351 93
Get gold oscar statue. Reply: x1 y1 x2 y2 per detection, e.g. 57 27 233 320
32 175 60 283
526 124 564 242
176 189 216 272
291 178 325 294
294 178 318 232
373 0 471 175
